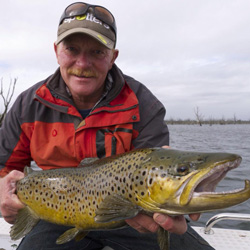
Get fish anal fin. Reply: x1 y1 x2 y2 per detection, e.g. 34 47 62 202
10 206 40 240
95 194 140 223
74 231 89 242
56 227 83 244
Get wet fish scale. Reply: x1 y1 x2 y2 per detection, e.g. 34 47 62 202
10 148 250 250
16 149 152 229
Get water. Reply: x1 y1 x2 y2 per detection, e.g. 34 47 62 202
168 124 250 230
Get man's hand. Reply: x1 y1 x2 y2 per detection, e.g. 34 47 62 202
126 213 201 234
0 170 25 224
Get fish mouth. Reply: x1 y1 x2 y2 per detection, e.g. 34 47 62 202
193 158 241 195
179 157 250 211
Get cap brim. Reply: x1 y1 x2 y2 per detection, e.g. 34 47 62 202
56 27 115 49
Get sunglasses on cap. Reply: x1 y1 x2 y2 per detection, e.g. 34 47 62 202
59 2 117 35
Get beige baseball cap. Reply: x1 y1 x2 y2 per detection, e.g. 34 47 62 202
56 3 117 49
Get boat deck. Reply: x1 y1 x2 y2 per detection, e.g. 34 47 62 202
193 226 250 250
1 218 250 250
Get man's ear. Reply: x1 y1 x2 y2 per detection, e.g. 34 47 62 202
109 49 119 69
54 43 58 56
54 43 60 64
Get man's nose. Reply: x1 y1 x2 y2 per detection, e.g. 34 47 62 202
76 52 92 67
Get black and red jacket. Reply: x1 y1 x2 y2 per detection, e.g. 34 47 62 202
0 65 169 176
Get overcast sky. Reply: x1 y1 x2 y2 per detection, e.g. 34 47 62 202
1 0 250 120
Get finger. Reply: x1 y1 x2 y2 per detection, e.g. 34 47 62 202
126 214 159 233
153 213 187 235
8 170 25 183
0 170 25 224
1 192 25 221
2 214 18 224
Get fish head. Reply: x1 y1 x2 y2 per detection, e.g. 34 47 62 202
136 148 250 214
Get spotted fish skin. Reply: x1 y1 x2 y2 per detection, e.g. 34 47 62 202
10 147 250 247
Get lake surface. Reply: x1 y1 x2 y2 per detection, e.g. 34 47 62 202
168 124 250 230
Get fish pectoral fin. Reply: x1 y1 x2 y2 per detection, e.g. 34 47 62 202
95 194 140 223
56 228 86 244
10 206 40 240
157 227 170 250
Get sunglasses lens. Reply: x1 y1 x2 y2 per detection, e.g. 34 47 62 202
65 3 88 17
95 7 114 25
59 3 116 34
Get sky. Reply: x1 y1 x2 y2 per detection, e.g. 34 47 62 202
0 0 250 120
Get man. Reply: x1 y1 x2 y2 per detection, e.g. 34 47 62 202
0 2 213 250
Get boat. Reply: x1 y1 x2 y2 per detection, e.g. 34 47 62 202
0 218 21 250
193 213 250 250
1 213 250 250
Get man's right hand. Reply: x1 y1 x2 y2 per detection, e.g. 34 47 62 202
0 170 25 224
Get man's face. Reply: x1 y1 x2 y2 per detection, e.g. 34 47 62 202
54 33 118 108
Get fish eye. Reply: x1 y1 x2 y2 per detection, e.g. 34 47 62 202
177 165 189 175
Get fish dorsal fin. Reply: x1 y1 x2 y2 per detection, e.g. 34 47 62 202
95 194 140 223
10 206 40 240
24 166 34 176
56 227 88 244
78 157 99 167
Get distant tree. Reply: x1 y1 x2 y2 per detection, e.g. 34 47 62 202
208 116 214 126
0 78 17 127
233 113 237 124
219 115 226 125
194 106 204 126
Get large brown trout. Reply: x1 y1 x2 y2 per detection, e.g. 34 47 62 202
10 148 250 250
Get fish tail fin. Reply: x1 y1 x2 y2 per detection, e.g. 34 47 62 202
157 227 170 250
10 206 40 240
